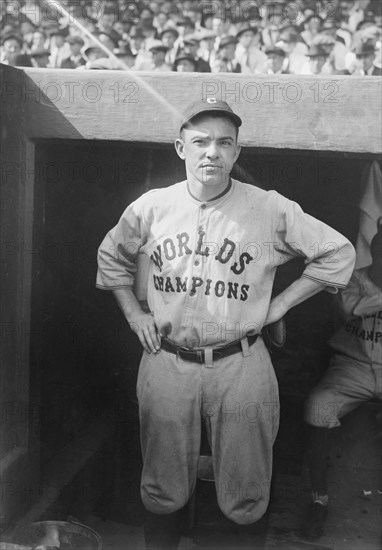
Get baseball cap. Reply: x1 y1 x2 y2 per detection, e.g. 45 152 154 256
180 99 242 131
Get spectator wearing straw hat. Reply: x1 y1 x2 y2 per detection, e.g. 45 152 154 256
61 35 86 68
172 52 197 72
264 45 289 74
217 35 241 73
47 26 71 68
353 40 381 74
304 44 330 75
148 39 172 71
160 27 179 65
183 34 211 72
276 27 310 74
0 32 23 64
234 23 267 74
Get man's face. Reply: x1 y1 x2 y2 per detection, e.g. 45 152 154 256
200 37 215 52
357 52 374 72
309 55 326 74
175 115 241 187
101 13 114 30
70 43 81 56
239 30 254 49
184 43 198 57
266 52 284 72
219 43 235 61
150 48 165 66
3 38 21 57
161 31 176 48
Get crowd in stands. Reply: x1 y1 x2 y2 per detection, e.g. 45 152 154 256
1 0 381 75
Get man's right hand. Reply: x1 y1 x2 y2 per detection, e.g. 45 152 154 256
112 288 161 354
128 310 161 354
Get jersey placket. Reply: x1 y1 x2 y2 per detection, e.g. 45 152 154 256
181 202 211 338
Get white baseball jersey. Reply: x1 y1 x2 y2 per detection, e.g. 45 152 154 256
96 179 355 348
329 268 382 365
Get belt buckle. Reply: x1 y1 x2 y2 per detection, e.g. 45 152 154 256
177 345 193 362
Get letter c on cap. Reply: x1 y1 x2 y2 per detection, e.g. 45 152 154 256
207 97 218 103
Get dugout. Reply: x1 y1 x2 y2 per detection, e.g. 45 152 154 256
1 64 381 545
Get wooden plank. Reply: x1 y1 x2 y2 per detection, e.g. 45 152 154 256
18 67 382 154
0 64 40 526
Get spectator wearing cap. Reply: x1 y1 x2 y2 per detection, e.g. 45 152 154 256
320 18 349 70
47 27 70 68
304 44 330 75
183 34 211 72
217 35 241 73
130 27 151 70
31 48 51 68
173 53 197 72
235 23 267 74
322 17 352 48
114 43 137 69
313 33 350 74
301 14 324 46
0 33 23 64
160 27 179 65
277 27 309 74
352 40 381 74
81 44 105 65
61 35 86 69
264 45 289 74
147 40 172 71
198 29 216 65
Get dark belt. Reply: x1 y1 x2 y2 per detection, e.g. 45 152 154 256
160 334 259 364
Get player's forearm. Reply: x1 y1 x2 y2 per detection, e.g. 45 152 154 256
112 287 144 323
265 277 325 325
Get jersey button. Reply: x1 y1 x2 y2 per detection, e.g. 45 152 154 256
200 203 206 209
194 260 200 266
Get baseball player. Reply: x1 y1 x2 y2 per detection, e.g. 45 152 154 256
302 222 382 539
96 99 356 549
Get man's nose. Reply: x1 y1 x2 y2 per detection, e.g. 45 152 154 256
206 142 219 159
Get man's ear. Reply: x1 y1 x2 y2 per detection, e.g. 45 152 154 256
174 137 186 160
233 143 241 164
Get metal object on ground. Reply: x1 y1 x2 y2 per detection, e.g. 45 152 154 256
1 518 102 550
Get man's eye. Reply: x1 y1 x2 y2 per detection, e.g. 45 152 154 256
194 140 205 145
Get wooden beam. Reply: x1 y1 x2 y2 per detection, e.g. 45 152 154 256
0 64 40 526
16 67 381 154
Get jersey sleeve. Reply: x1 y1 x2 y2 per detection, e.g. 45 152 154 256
339 270 382 317
274 195 356 293
96 197 147 290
